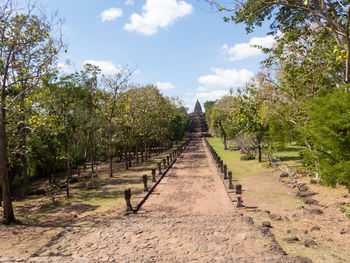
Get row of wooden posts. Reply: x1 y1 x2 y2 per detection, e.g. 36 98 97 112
123 139 191 214
203 138 244 208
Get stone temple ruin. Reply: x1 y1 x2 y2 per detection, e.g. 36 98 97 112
188 100 208 137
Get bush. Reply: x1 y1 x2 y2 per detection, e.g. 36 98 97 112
240 154 255 161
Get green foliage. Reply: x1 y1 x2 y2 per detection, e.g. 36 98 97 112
204 100 217 128
208 96 235 149
299 87 350 188
240 154 255 161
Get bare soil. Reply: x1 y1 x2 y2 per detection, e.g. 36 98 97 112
239 169 350 263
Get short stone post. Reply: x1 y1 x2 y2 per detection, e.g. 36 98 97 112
236 184 244 207
217 157 221 167
158 162 162 175
142 174 148 192
166 156 170 167
223 164 227 179
152 169 156 182
220 160 224 173
163 159 166 169
228 171 234 189
124 188 133 213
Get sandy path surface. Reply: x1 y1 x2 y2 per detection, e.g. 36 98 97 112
142 139 233 214
0 139 311 263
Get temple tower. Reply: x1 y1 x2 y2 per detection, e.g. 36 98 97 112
188 100 208 137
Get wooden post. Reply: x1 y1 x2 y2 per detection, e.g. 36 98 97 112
166 156 170 167
220 160 223 173
163 159 166 169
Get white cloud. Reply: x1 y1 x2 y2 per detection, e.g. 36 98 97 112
196 90 229 102
124 0 193 35
197 86 207 92
125 0 134 6
156 81 174 90
198 68 254 90
57 62 73 74
83 60 122 75
101 8 123 22
222 35 275 61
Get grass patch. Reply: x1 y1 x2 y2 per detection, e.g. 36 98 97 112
206 137 262 180
274 145 304 166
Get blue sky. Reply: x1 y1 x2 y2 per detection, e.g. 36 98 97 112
43 0 274 111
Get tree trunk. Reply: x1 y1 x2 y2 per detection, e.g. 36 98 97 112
144 141 148 160
223 134 227 150
83 146 87 171
135 144 139 164
128 150 132 167
20 90 28 189
0 105 15 224
141 142 144 162
345 38 350 83
66 142 70 198
258 144 262 162
124 149 128 170
147 141 151 158
90 132 94 174
108 123 113 177
21 154 28 188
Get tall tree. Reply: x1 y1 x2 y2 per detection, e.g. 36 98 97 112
82 64 101 174
97 69 133 177
231 87 269 162
0 0 62 224
209 96 235 150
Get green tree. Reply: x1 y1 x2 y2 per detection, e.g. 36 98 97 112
0 1 62 224
204 100 217 133
209 96 235 150
208 0 350 82
231 87 269 162
97 69 133 177
82 63 101 174
300 87 350 189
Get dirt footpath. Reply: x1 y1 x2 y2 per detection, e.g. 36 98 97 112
0 139 312 262
142 140 233 214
